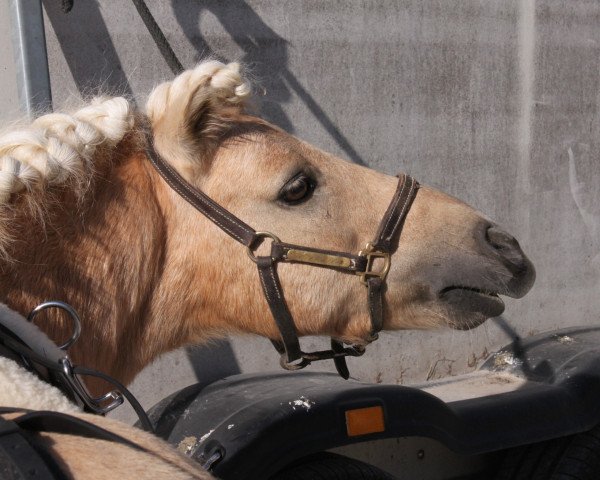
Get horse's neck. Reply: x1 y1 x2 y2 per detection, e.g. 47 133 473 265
0 147 170 387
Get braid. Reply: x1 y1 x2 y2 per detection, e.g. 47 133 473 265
146 61 251 124
0 97 134 206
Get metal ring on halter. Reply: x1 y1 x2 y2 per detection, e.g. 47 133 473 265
246 231 281 263
27 301 82 351
345 344 367 357
279 354 311 371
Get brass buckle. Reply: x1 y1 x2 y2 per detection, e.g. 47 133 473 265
247 231 281 263
357 242 391 285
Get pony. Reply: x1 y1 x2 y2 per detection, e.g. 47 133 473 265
0 60 534 477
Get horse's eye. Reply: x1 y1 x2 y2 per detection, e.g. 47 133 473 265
279 173 316 205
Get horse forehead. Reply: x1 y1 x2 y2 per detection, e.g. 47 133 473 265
220 129 312 168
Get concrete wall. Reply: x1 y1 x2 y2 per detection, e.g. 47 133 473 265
2 0 600 424
0 0 22 122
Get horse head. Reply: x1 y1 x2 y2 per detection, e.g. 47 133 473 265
0 61 534 385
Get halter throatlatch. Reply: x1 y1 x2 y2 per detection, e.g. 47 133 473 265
145 126 419 379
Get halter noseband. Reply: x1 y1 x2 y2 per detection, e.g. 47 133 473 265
145 128 419 379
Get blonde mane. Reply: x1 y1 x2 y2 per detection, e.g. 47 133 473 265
0 60 250 260
146 60 250 123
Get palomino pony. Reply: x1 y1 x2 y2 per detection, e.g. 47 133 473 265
0 60 534 478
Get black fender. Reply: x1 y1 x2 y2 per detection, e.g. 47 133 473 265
147 326 600 479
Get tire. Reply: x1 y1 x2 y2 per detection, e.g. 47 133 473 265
495 423 600 480
269 452 397 480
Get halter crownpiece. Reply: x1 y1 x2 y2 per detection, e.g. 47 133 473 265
145 126 419 379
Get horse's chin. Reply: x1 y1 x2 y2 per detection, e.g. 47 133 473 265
440 286 505 330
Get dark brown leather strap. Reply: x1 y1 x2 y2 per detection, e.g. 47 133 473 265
372 174 419 252
256 257 303 363
363 174 419 338
144 129 259 248
331 277 384 379
331 339 350 379
367 277 384 338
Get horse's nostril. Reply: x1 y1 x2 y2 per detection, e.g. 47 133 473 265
482 225 536 298
486 226 518 251
485 226 526 271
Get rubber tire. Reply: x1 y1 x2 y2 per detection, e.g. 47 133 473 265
269 452 397 480
495 423 600 480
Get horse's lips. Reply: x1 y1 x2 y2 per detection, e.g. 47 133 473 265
440 287 505 319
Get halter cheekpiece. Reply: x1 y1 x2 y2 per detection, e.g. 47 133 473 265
145 126 419 379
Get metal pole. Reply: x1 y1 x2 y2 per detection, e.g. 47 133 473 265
8 0 52 116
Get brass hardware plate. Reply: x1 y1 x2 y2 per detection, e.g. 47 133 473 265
287 249 352 268
357 243 391 285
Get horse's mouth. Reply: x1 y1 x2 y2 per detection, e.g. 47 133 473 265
439 286 505 330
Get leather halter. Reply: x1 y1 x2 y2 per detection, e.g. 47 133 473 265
145 127 419 379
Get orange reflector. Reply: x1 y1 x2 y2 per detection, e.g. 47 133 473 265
345 405 385 437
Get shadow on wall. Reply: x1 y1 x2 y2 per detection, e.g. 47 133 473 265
172 0 292 132
46 0 366 165
43 0 135 101
185 339 241 383
171 0 367 165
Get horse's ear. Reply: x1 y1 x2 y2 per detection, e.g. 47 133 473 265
146 61 251 168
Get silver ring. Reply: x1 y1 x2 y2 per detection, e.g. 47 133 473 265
27 301 82 351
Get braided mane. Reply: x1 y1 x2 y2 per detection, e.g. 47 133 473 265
0 97 134 202
0 60 250 260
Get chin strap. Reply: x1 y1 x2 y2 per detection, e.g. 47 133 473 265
145 125 419 379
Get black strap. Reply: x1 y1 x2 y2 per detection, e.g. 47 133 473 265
256 257 303 363
131 0 184 75
331 176 418 377
14 411 147 452
0 326 154 432
1 409 194 476
0 307 65 366
364 174 419 340
0 409 162 479
71 366 154 432
331 278 383 379
331 339 350 379
0 416 64 479
367 277 384 338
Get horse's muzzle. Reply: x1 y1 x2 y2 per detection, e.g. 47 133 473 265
484 225 536 299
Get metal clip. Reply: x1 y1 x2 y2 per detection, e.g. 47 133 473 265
356 242 391 285
279 354 311 371
60 358 124 414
